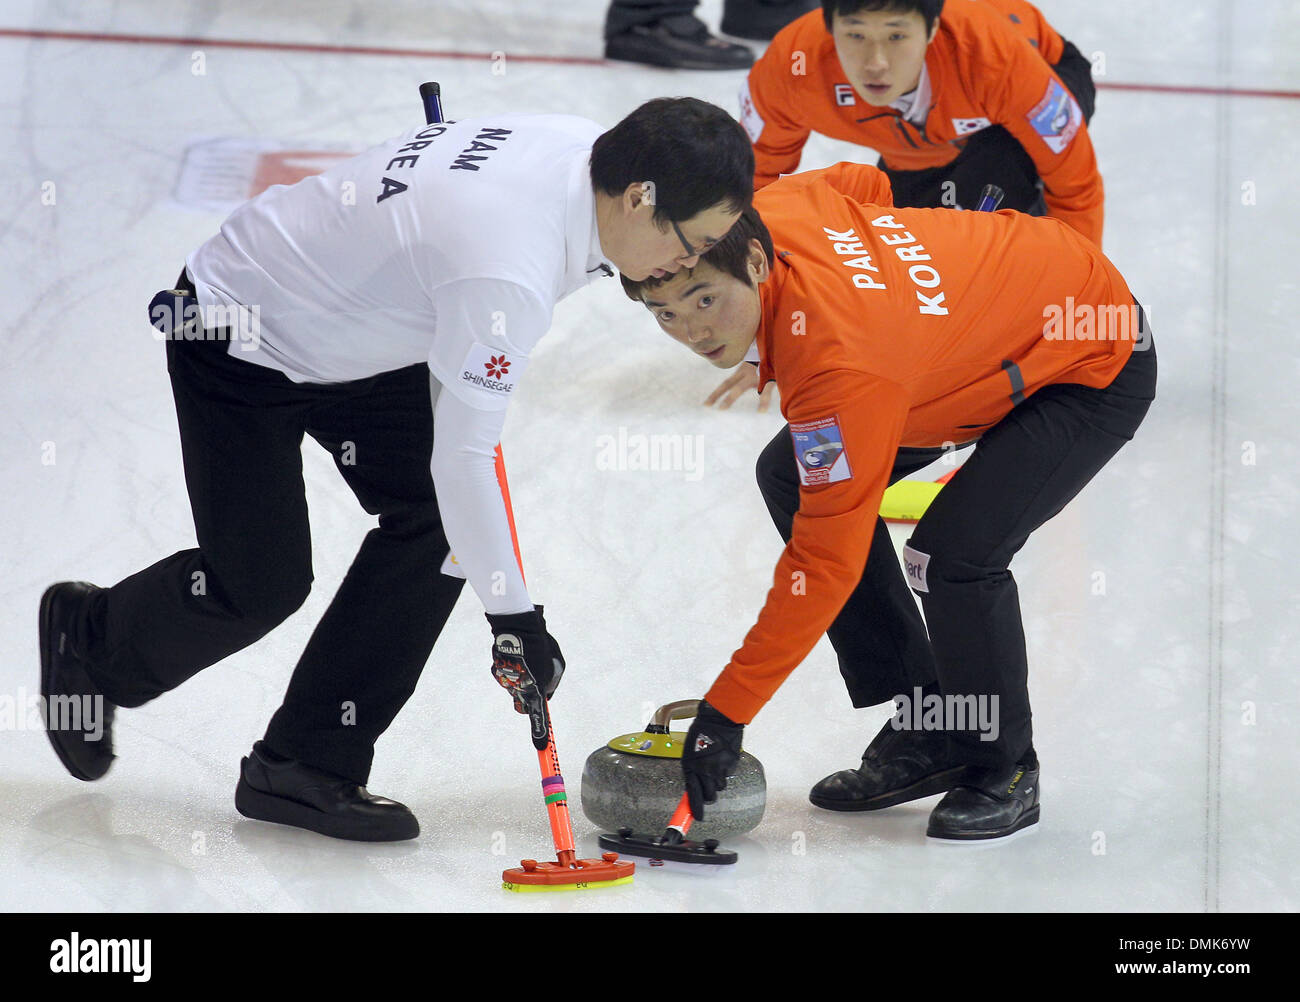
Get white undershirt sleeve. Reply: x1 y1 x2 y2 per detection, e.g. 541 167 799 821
427 278 552 617
431 385 532 615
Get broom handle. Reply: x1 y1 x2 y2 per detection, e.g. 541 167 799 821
421 79 577 869
666 792 694 839
536 710 577 867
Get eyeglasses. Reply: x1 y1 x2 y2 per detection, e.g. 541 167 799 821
670 219 717 260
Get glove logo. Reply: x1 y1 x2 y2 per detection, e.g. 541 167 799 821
694 734 714 753
495 633 523 657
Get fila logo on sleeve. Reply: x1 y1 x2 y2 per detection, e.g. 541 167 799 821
459 342 526 396
834 84 857 106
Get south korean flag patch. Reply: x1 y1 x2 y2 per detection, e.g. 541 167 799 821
790 415 853 487
952 116 992 137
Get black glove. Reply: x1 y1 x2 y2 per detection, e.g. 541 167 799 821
681 700 744 821
486 605 565 714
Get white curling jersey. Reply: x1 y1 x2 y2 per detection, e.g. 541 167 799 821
187 112 612 410
183 113 614 618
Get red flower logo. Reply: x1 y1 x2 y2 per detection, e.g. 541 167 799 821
484 355 510 379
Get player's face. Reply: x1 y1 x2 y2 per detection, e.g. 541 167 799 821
831 9 937 107
612 186 742 282
640 245 767 369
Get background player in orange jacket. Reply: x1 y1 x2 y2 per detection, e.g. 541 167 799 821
744 0 1100 237
622 162 1156 840
711 0 1100 409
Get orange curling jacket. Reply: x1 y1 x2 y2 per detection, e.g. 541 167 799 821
740 0 1103 244
703 163 1138 725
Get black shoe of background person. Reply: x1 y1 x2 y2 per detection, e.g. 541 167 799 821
235 741 420 842
809 715 964 811
926 760 1041 841
39 582 117 781
720 0 818 42
605 14 754 70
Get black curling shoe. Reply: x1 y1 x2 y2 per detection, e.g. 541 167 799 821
810 717 965 811
605 15 754 70
39 582 116 781
926 761 1041 841
235 741 419 842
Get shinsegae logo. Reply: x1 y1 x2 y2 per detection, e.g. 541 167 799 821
484 355 511 379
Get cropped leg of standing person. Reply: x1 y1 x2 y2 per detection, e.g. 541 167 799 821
756 434 968 811
604 0 754 69
911 331 1156 839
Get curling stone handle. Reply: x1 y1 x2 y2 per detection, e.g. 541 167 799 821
645 699 702 734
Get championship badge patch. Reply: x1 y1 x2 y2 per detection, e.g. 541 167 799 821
1026 79 1082 154
790 416 853 487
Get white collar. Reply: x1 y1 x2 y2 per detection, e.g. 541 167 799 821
890 64 932 127
743 341 760 364
565 150 614 295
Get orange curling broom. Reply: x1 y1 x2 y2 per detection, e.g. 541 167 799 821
421 80 630 891
499 683 635 892
487 441 632 891
484 408 632 891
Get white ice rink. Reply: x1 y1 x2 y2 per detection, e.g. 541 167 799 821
2 0 1298 913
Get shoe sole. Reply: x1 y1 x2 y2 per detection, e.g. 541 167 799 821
39 584 101 782
925 804 1041 841
234 776 420 843
809 766 967 812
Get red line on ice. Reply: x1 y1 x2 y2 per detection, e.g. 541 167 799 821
2 27 1298 100
0 26 607 66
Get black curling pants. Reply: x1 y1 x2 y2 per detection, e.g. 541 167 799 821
882 39 1098 216
78 277 464 785
756 332 1156 769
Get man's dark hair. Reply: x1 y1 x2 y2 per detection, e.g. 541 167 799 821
821 0 945 35
620 205 774 302
591 97 755 226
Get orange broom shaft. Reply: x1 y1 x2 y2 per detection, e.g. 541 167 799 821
537 723 576 867
667 792 694 837
497 445 578 868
